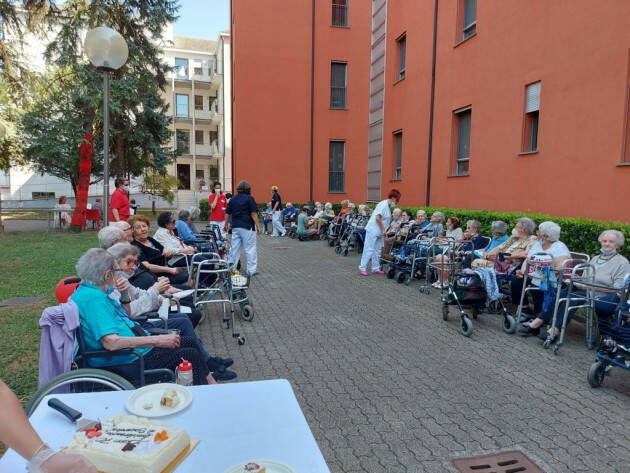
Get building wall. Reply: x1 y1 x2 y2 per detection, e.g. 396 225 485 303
383 0 630 221
232 0 370 205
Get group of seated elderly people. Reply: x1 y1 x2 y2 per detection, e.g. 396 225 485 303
73 213 237 386
379 210 630 346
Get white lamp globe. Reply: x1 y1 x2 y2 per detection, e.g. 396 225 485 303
84 26 128 71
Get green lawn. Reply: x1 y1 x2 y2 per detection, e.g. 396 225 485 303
0 231 97 404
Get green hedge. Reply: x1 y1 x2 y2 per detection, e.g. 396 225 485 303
200 198 630 258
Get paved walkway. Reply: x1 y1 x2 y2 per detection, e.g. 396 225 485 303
197 236 630 473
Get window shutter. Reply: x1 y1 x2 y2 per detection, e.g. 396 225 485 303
525 82 541 113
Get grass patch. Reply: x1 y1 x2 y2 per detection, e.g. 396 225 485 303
0 231 97 404
1 210 48 220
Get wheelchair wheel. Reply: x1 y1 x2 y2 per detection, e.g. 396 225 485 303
397 272 406 284
387 268 396 279
587 361 606 388
334 246 342 254
502 314 517 334
328 240 335 247
471 306 480 320
343 248 349 256
25 368 134 416
460 315 473 337
241 304 254 322
442 304 449 321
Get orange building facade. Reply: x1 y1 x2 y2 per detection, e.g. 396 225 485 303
233 0 630 221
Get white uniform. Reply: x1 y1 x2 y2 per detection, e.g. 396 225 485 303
359 199 392 272
271 210 285 236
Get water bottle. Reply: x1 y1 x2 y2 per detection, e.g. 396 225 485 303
176 358 193 386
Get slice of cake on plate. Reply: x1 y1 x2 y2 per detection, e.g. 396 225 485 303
63 414 190 473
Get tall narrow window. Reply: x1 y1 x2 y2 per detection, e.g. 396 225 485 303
176 164 191 190
332 0 348 27
330 62 347 109
397 34 406 80
462 0 476 40
195 130 204 145
209 130 218 145
453 108 471 175
175 58 188 78
176 130 190 154
329 140 345 192
522 82 540 153
194 95 203 110
393 131 403 180
176 94 189 117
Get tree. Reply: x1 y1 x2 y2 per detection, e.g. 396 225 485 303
39 0 180 179
21 66 101 194
143 171 178 214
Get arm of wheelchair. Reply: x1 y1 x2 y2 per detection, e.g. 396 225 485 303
78 347 174 385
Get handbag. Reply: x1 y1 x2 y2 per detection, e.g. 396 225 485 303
495 253 511 273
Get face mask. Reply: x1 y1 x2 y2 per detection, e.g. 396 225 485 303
512 228 519 237
215 188 221 193
123 185 130 192
447 225 453 231
117 270 130 279
600 248 617 256
106 285 115 294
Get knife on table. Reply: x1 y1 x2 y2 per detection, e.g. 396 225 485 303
47 398 99 431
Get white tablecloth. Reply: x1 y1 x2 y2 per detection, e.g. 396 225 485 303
0 379 329 473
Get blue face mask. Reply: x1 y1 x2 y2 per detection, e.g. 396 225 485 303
600 248 617 256
106 285 115 294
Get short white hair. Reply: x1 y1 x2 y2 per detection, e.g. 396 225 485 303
107 242 139 262
111 221 130 231
76 248 116 286
188 206 200 219
431 211 444 222
325 202 332 209
538 221 561 242
599 229 625 248
417 209 427 217
467 219 481 233
98 226 124 249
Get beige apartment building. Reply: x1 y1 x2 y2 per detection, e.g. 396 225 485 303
162 31 232 208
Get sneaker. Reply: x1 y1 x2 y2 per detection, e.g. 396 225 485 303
537 331 556 342
212 369 237 382
359 270 368 276
281 232 287 237
206 358 227 372
432 281 441 288
373 270 385 275
209 356 234 369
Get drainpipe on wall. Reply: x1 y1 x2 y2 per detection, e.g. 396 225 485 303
309 0 315 203
425 0 439 207
230 0 235 190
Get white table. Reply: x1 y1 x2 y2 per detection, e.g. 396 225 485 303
0 379 330 473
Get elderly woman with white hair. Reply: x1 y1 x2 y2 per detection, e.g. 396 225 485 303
520 229 630 340
106 243 236 380
70 248 218 385
511 221 571 322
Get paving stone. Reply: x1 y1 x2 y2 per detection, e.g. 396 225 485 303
196 236 630 472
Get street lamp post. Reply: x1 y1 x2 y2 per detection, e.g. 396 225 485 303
84 26 128 226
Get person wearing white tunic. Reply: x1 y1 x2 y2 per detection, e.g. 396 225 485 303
359 189 401 276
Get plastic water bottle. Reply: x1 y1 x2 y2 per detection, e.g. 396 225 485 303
176 358 193 386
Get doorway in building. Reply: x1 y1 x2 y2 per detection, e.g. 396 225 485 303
196 169 207 191
177 164 191 190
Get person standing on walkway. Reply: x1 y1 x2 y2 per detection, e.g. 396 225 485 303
270 185 286 237
108 177 130 224
359 189 401 276
209 181 228 235
225 181 262 276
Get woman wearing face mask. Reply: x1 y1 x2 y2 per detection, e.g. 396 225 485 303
71 248 218 385
520 229 630 341
359 189 401 276
209 181 228 235
472 217 537 270
444 216 463 243
108 177 130 224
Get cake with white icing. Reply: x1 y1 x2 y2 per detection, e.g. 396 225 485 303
63 414 190 473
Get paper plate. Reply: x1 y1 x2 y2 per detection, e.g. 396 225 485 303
231 275 248 288
125 383 193 417
222 460 297 473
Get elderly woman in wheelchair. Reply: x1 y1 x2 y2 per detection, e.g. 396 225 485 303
519 229 630 341
71 248 232 385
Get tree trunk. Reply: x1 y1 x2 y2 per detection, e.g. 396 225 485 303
152 200 156 215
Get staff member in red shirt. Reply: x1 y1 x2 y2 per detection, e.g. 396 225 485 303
209 181 228 234
109 177 130 223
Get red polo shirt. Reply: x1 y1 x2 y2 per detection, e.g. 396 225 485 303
108 188 130 222
209 193 228 222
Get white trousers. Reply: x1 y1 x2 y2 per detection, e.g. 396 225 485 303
359 229 384 272
228 227 258 275
211 220 226 238
271 210 285 236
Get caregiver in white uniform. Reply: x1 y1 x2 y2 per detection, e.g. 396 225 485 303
359 189 401 276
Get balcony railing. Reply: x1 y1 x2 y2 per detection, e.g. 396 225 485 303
328 171 345 193
330 87 346 109
332 3 348 27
